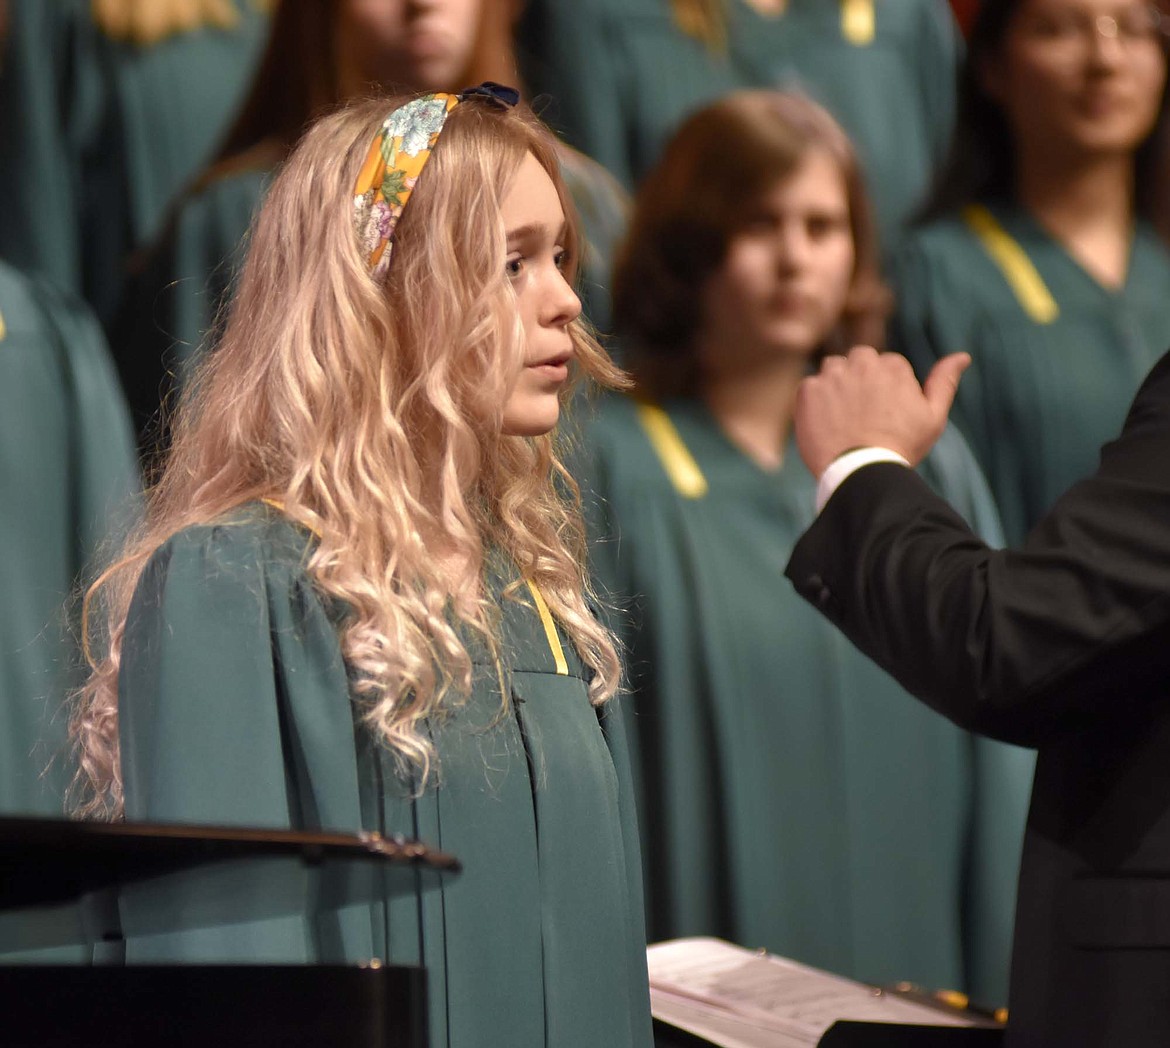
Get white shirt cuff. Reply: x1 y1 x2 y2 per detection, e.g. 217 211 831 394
815 447 911 514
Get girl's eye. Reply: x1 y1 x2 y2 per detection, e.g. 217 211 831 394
1025 13 1080 40
807 218 830 238
806 214 847 239
505 256 524 278
554 248 570 271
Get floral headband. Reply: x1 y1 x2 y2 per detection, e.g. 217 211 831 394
353 83 521 283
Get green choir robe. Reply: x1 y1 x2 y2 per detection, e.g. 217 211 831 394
0 0 269 325
891 202 1170 544
580 394 1034 1005
113 162 272 436
116 504 653 1048
115 145 629 435
518 0 958 250
557 144 631 337
0 261 139 817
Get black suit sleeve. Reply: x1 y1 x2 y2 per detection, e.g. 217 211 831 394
785 351 1170 748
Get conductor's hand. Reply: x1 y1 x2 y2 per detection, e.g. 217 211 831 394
795 347 971 477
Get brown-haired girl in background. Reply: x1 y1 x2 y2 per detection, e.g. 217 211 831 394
580 90 1033 1005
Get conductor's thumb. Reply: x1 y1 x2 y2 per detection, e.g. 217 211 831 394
922 353 971 423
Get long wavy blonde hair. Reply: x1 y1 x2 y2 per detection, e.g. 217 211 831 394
73 95 627 819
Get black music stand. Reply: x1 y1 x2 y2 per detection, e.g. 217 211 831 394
0 816 460 1048
652 1018 1005 1048
818 1021 1005 1046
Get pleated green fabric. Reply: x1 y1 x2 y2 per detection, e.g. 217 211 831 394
116 504 653 1048
579 393 1034 1005
0 262 138 964
0 0 269 324
519 0 958 251
0 261 138 816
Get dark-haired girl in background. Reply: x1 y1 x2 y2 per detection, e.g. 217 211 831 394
117 0 628 447
893 0 1170 544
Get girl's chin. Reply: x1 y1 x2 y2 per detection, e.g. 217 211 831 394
501 407 561 437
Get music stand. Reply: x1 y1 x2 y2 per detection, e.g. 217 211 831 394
0 816 460 1047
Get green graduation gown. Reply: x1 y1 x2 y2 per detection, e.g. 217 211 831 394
114 146 628 434
0 0 269 325
116 505 653 1048
580 394 1034 1005
891 202 1170 544
0 261 139 816
518 0 958 250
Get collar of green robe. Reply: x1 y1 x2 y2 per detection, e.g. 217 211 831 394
352 83 520 284
92 0 274 47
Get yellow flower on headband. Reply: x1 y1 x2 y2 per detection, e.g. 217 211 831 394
353 93 461 282
352 84 521 283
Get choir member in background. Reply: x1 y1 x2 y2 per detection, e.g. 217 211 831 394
579 90 1033 1005
891 0 1170 543
0 0 271 325
517 0 959 251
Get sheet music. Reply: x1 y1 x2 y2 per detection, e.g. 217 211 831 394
648 937 980 1048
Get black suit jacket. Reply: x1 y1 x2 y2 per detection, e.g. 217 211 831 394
786 352 1170 1047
